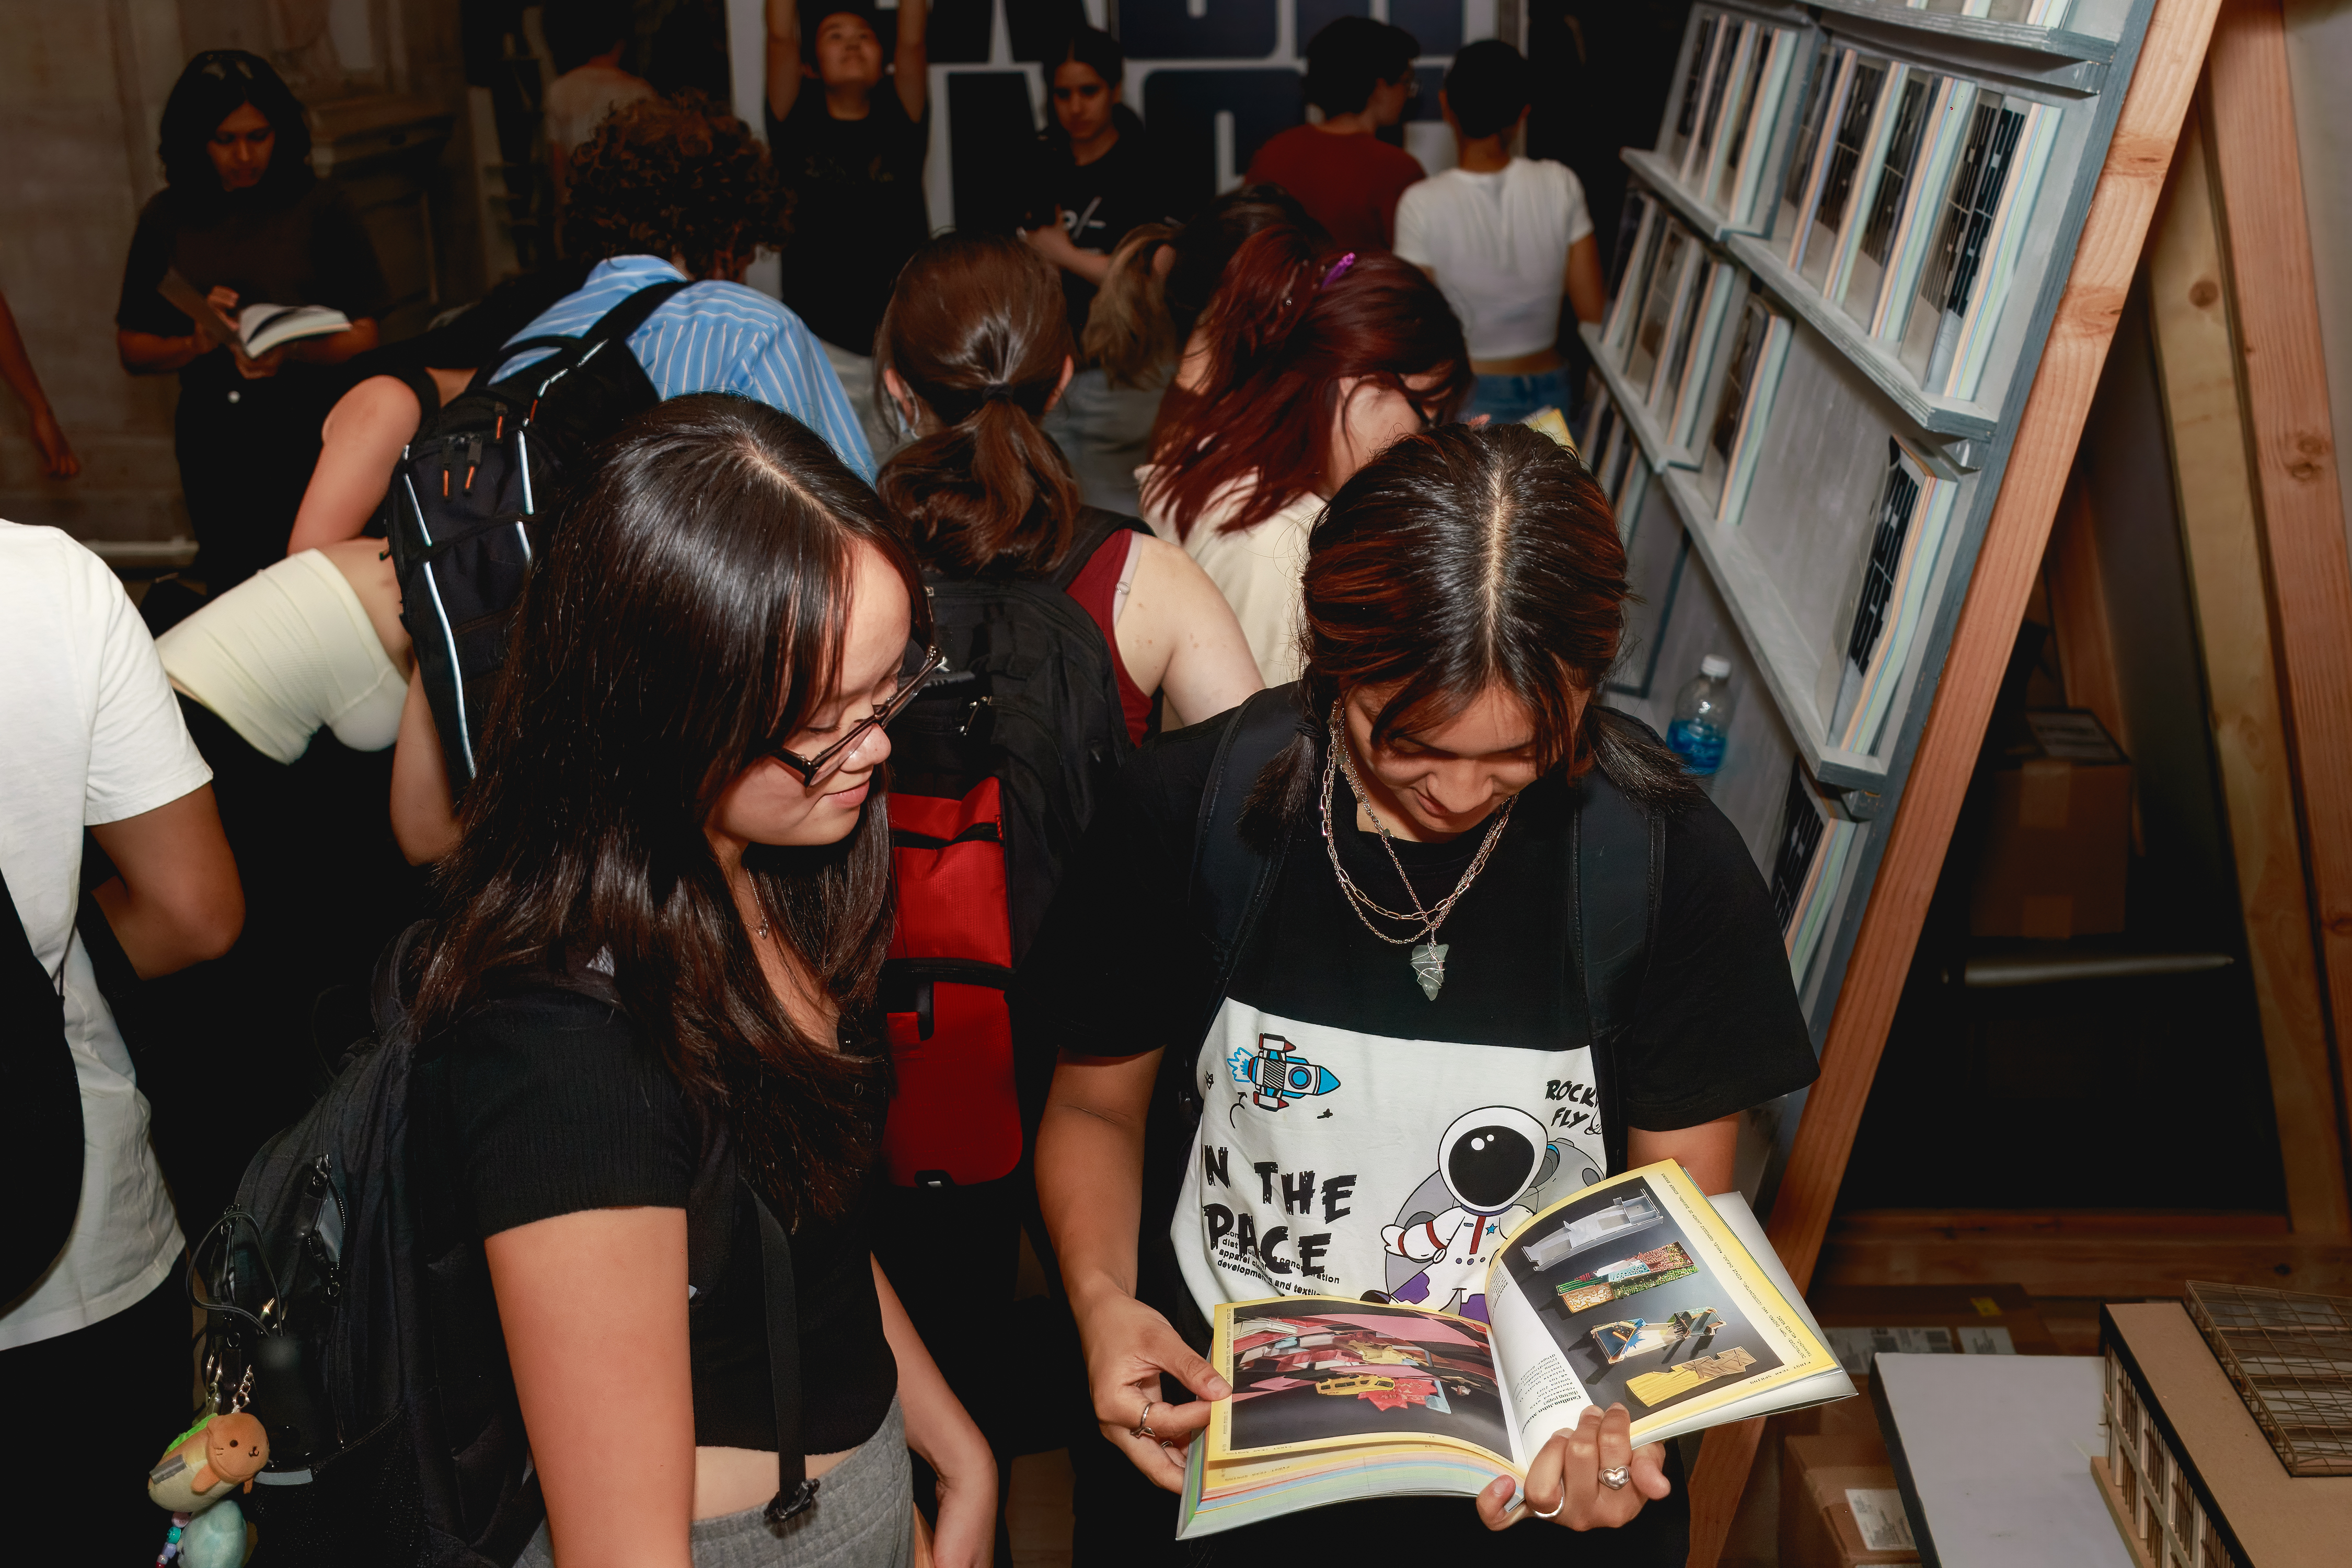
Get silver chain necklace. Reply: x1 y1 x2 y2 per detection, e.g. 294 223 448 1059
1321 708 1516 1000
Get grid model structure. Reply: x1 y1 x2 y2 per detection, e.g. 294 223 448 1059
2101 1337 2241 1568
2184 1281 2352 1478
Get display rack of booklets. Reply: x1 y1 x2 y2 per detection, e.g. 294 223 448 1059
1178 1162 1853 1536
1577 0 2160 1095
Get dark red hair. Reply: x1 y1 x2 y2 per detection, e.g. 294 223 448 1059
1143 226 1470 539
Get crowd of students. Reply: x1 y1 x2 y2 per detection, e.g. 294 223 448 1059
2 13 1821 1568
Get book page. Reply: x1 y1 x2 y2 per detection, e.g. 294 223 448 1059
1208 1297 1522 1469
1483 1160 1840 1456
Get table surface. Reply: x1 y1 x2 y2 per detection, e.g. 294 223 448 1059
1872 1352 2134 1568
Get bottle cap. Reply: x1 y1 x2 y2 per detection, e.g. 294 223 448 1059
1700 655 1731 679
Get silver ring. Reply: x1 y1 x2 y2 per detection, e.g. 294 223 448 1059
1532 1491 1566 1518
1131 1399 1157 1440
1599 1464 1631 1491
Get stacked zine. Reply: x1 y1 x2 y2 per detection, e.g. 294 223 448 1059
1178 1162 1850 1538
1703 294 1793 523
1770 760 1862 990
1820 437 1960 755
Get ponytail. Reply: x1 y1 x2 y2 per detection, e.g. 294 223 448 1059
1086 222 1180 390
874 232 1086 579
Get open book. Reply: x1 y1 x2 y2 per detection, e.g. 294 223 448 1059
1179 1160 1851 1537
159 269 351 359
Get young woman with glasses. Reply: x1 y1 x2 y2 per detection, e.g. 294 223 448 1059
413 394 990 1568
1027 423 1819 1565
1138 224 1471 687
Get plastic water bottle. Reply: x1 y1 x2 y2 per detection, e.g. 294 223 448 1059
1667 655 1734 776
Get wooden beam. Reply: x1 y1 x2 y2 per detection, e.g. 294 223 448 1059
2203 0 2352 1182
1685 0 2227 1558
2044 474 2131 758
1817 1209 2352 1297
2147 108 2352 1236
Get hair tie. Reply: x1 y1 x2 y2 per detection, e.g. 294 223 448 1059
979 384 1016 403
1319 252 1358 290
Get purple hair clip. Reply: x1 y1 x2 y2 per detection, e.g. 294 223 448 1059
1319 252 1358 290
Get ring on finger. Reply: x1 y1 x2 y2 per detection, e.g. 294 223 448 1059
1532 1491 1566 1519
1132 1399 1158 1440
1599 1465 1631 1491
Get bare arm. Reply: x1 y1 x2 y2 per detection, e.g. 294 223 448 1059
287 317 379 367
1025 221 1116 286
1113 535 1263 730
1038 1051 1228 1492
0 290 78 477
118 327 210 376
1563 233 1606 327
1625 1113 1740 1195
487 1207 696 1568
873 1256 994 1566
893 0 929 120
88 785 244 978
765 0 803 122
287 375 423 554
390 668 460 864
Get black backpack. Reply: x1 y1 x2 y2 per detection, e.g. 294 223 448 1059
189 925 823 1566
875 511 1148 1189
384 280 688 797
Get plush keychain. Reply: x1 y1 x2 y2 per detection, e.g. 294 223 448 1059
149 1389 268 1568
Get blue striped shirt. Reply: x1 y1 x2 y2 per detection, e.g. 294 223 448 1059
493 255 875 479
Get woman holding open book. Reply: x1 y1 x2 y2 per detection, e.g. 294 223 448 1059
1023 423 1819 1563
116 51 388 592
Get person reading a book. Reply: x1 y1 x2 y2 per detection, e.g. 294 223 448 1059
1138 224 1469 687
1393 40 1607 428
1025 423 1818 1563
415 395 994 1568
116 51 388 592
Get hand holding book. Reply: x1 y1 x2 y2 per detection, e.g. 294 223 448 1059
1472 1402 1671 1534
1077 1286 1231 1494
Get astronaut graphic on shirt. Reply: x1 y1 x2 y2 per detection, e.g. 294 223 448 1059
1379 1108 1551 1321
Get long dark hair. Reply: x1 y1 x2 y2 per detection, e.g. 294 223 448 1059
1145 225 1470 539
1244 423 1703 844
414 395 929 1224
158 51 315 214
1083 186 1328 388
874 233 1082 579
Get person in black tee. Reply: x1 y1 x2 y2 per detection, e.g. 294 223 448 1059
1020 27 1182 515
1023 424 1818 1565
766 0 930 459
116 52 389 592
412 396 992 1565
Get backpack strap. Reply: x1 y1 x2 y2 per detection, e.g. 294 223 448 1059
1570 740 1665 1178
1049 506 1152 593
489 278 693 388
389 363 444 429
1177 685 1308 1114
752 1188 818 1522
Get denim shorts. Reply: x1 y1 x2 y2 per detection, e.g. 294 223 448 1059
517 1399 912 1568
1466 369 1570 428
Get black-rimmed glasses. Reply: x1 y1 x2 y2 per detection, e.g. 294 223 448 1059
766 645 944 787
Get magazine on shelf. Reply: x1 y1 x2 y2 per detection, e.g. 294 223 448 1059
1896 93 2062 398
1593 405 1633 512
1663 11 1723 172
1705 295 1793 524
1177 1161 1851 1538
1780 48 1857 270
1615 441 1653 532
1579 378 1616 465
1715 26 1802 226
1604 193 1665 356
1820 437 1961 754
1683 18 1755 195
1796 53 1894 295
1837 66 1938 322
1866 77 1979 340
1627 220 1701 396
1665 262 1740 451
158 269 352 359
1770 759 1863 991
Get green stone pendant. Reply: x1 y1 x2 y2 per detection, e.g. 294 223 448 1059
1411 942 1449 1001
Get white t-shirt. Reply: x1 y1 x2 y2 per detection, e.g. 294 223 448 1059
0 523 208 1349
1136 465 1322 689
1393 158 1596 362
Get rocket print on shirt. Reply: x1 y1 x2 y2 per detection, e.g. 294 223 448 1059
1174 1000 1609 1325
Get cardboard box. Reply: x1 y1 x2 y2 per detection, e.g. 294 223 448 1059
1781 1435 1921 1567
1969 710 2130 939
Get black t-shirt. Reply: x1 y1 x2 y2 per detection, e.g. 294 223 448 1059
116 179 392 393
439 984 898 1454
1017 706 1817 1337
768 87 931 354
1029 109 1181 351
